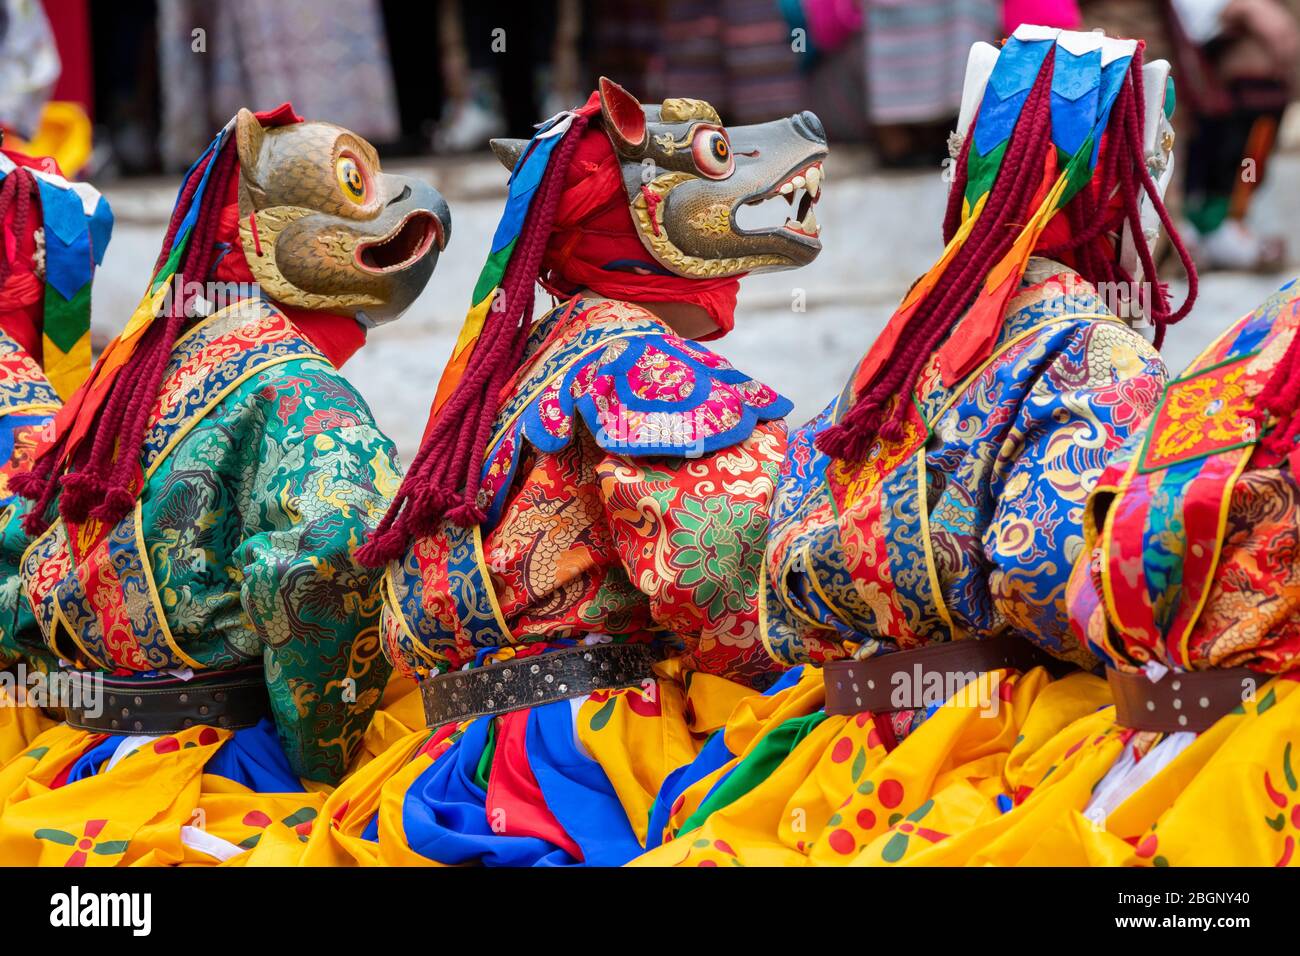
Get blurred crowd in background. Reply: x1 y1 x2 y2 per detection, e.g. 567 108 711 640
3 0 1300 272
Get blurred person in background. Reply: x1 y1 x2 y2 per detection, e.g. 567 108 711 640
655 0 807 125
1172 0 1298 270
771 0 869 143
1002 0 1081 33
588 0 663 105
864 0 1002 167
0 0 96 177
0 0 59 147
433 0 584 151
1081 0 1299 272
155 0 400 170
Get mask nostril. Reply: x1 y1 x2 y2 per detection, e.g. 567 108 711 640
387 184 412 207
793 111 826 144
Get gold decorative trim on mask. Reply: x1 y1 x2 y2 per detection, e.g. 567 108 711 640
653 131 689 156
659 98 722 125
239 206 384 311
631 172 788 277
688 201 735 237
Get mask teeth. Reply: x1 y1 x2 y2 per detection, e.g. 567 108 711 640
805 165 822 198
783 190 821 236
777 161 823 201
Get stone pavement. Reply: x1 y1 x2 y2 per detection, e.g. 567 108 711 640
90 148 1300 460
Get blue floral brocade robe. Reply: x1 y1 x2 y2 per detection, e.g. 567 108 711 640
766 261 1168 673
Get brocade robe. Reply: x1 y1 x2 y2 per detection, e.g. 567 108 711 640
303 295 794 866
881 278 1300 867
382 295 792 687
627 260 1172 866
13 300 399 783
0 328 59 670
766 261 1167 673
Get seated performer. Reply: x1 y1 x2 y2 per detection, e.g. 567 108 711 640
303 79 827 866
632 26 1199 867
892 278 1300 866
0 105 450 865
0 147 112 762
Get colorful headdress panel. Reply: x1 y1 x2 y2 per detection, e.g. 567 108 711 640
819 26 1194 462
0 149 113 398
940 27 1142 379
39 106 300 480
928 27 1139 384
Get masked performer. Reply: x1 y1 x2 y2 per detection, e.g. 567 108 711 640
0 105 450 866
885 278 1300 866
0 148 112 763
303 79 826 866
632 26 1198 867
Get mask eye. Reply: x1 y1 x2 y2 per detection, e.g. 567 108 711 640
336 153 369 204
691 128 734 179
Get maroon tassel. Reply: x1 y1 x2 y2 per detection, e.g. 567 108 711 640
13 143 240 534
818 50 1197 463
357 114 591 568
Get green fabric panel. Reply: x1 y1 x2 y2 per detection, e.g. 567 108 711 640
1056 134 1098 209
1186 195 1230 236
964 140 1008 211
474 719 498 791
42 281 90 353
470 239 517 307
150 225 192 294
130 352 399 784
677 710 828 836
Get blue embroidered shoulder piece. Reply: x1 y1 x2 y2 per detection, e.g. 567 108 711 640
514 301 790 459
476 299 791 524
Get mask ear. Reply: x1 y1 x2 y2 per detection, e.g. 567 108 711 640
598 76 647 152
235 108 267 189
489 138 528 172
956 42 1000 140
1120 58 1176 298
1141 59 1174 170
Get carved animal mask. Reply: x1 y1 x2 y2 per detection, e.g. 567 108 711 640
491 78 828 278
235 109 451 326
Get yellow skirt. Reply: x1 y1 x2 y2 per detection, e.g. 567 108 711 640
0 672 439 867
302 658 752 866
631 665 1111 866
350 673 426 770
869 674 1300 866
0 722 329 866
0 680 57 765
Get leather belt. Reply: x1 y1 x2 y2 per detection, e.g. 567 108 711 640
824 633 1064 716
64 666 270 735
421 642 662 728
1108 665 1257 733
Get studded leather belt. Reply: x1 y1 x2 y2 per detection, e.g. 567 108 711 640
823 634 1064 716
1108 665 1258 733
64 666 270 735
420 642 662 728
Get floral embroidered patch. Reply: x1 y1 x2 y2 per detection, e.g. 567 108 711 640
1138 352 1268 473
825 393 930 514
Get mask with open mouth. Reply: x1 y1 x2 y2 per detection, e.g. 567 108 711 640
490 78 828 279
234 108 451 326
